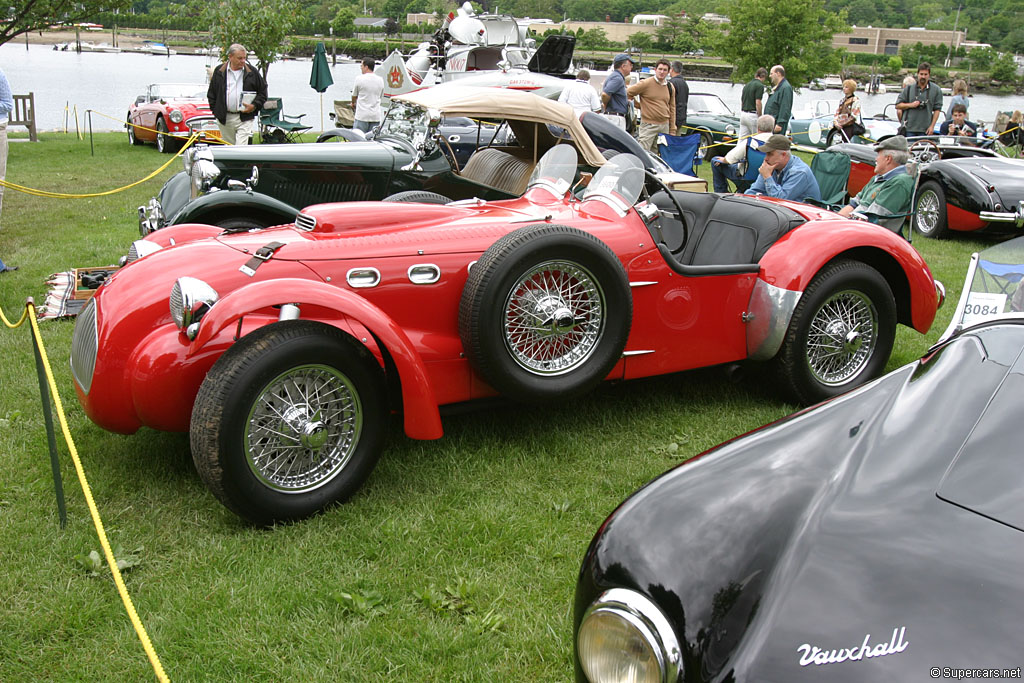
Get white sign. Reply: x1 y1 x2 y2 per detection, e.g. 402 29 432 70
961 291 1007 328
797 626 909 667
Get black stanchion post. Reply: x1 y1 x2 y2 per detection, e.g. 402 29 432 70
88 110 94 156
28 300 68 528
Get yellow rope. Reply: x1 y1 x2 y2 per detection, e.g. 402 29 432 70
0 134 199 198
20 301 170 682
0 301 30 328
90 109 229 146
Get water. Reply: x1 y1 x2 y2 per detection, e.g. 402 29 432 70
1 42 1018 133
1 43 361 132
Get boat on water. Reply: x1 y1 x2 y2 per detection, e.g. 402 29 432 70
822 74 844 89
135 41 176 55
54 41 122 52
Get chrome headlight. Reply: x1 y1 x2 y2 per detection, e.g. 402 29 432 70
577 588 681 683
169 110 184 124
190 159 220 199
170 277 219 335
725 124 736 135
185 146 213 175
122 240 163 266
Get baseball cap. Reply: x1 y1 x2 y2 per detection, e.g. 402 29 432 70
760 134 791 153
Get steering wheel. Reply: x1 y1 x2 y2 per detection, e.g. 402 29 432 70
643 170 688 249
435 133 461 174
909 139 941 164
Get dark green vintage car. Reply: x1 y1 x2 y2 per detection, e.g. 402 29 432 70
139 85 702 234
685 92 740 160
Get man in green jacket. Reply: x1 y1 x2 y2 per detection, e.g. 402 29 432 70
764 65 793 135
839 136 915 234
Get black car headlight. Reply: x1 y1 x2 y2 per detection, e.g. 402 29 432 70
170 277 219 338
169 110 184 124
190 159 220 199
578 589 681 683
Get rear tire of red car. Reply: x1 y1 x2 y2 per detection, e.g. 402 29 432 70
774 259 896 405
459 224 631 402
156 117 180 154
382 190 451 204
190 321 386 525
127 113 143 146
913 181 949 238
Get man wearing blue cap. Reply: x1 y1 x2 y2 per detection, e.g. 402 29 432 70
601 53 634 131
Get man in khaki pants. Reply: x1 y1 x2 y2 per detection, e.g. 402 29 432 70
627 59 676 153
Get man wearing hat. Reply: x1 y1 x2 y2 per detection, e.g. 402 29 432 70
744 134 821 202
602 53 634 131
839 136 915 233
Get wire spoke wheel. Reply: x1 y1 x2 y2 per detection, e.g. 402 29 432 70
805 289 878 386
244 363 362 493
503 260 605 375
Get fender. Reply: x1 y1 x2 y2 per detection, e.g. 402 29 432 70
170 189 299 227
143 222 223 248
918 164 991 214
316 127 365 144
758 220 939 332
190 278 443 440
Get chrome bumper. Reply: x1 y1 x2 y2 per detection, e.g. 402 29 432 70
138 197 164 236
980 201 1024 227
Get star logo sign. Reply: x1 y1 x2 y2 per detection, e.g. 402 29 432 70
388 66 403 89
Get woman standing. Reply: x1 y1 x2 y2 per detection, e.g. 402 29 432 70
946 79 968 120
830 79 863 144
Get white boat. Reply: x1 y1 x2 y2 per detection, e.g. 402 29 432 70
135 42 177 55
822 74 844 89
79 41 122 53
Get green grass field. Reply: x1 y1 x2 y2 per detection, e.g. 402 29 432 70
0 133 987 680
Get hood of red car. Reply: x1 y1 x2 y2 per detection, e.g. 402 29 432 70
215 198 562 259
167 99 213 117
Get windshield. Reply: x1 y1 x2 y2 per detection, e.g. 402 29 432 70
582 153 645 213
942 236 1024 340
526 145 578 197
152 84 207 100
688 94 733 116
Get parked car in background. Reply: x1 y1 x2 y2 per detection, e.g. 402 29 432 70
685 92 739 160
788 101 901 149
77 147 940 525
127 83 220 153
138 85 703 235
828 138 1022 238
573 237 1024 683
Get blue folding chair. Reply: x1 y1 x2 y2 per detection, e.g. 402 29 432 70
657 133 703 177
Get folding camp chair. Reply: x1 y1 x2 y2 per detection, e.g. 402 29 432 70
657 133 702 177
807 149 851 208
857 162 920 242
259 97 312 143
732 138 767 193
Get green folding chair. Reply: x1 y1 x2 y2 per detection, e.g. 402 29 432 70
259 97 311 144
807 149 851 209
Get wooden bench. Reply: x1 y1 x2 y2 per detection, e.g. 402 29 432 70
10 93 37 141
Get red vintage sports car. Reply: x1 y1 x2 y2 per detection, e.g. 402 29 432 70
127 83 221 153
71 147 943 524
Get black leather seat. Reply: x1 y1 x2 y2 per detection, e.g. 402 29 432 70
649 191 806 267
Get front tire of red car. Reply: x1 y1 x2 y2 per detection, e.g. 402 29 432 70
156 117 181 154
459 224 631 402
774 259 896 405
190 321 386 525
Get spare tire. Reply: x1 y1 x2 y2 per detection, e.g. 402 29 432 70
382 190 451 204
458 224 631 402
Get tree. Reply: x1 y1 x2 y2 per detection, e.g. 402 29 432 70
332 7 356 38
990 52 1018 82
576 27 609 49
198 0 299 78
887 55 902 73
717 0 847 87
654 14 686 47
1 0 133 46
627 31 652 50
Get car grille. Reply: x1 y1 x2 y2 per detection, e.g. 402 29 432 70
295 213 317 231
70 298 98 394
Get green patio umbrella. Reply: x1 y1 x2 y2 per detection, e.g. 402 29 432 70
310 41 334 133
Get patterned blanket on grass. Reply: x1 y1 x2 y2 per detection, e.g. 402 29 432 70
37 271 87 320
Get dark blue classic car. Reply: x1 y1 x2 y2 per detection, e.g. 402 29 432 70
572 237 1024 683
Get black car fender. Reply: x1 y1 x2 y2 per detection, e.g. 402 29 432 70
918 162 994 214
171 189 299 228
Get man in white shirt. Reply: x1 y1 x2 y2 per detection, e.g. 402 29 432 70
351 58 385 134
710 115 774 193
558 70 601 115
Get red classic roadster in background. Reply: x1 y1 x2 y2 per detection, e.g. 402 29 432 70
127 83 221 153
71 147 943 524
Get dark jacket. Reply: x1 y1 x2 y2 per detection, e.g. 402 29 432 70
207 61 268 124
669 74 688 128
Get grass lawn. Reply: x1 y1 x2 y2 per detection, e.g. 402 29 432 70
0 133 987 680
